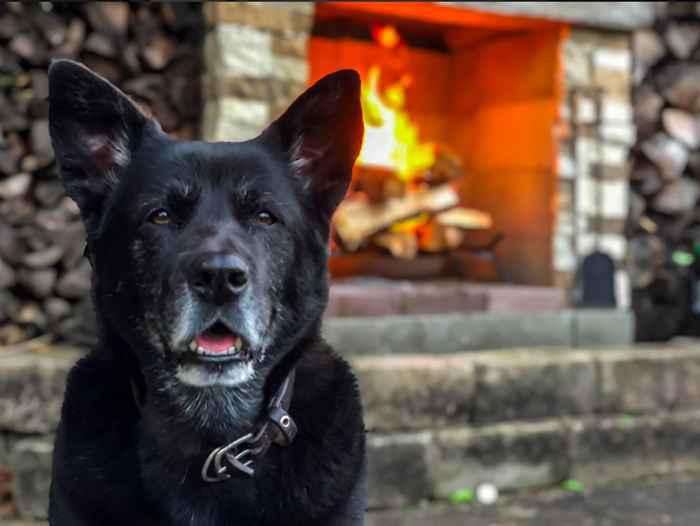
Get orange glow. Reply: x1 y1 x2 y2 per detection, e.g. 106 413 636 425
372 24 401 49
358 66 435 181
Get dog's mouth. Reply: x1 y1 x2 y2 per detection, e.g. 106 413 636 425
184 321 252 363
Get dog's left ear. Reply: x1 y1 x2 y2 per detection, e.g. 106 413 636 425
48 59 153 228
261 70 364 220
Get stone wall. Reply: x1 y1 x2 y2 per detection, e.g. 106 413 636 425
201 2 313 142
555 28 634 306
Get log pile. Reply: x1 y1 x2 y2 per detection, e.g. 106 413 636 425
0 2 203 347
629 9 700 340
334 149 492 260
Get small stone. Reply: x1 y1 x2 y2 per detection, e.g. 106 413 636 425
141 34 177 70
0 257 16 288
635 84 664 139
30 69 49 100
0 290 18 323
33 179 65 208
55 260 91 299
662 108 700 149
44 297 71 323
17 268 56 298
55 18 85 58
9 32 48 66
0 198 34 225
665 22 700 60
22 245 63 269
633 30 666 82
13 302 47 328
652 177 700 214
85 2 130 35
0 173 31 199
640 133 688 181
0 93 28 131
0 222 21 263
30 119 53 165
84 32 117 58
658 63 700 113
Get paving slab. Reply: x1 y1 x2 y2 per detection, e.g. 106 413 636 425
366 475 700 526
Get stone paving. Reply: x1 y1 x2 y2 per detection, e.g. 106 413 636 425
366 475 700 526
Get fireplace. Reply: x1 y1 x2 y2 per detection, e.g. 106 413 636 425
203 2 635 305
309 3 566 285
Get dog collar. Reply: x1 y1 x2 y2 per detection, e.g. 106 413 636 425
200 369 297 482
130 368 297 482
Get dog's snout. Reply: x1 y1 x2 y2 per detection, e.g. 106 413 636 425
188 253 249 303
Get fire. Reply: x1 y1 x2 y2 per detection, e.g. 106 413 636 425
358 65 435 181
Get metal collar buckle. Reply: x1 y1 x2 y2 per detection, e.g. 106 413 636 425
201 370 296 483
201 430 259 481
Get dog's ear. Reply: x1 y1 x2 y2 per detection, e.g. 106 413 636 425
261 70 364 219
48 59 152 226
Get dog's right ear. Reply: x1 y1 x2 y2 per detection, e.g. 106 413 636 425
48 59 150 226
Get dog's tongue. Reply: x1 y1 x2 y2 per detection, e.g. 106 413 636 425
195 333 237 354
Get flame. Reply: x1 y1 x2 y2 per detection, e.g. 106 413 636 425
358 66 435 181
372 24 401 49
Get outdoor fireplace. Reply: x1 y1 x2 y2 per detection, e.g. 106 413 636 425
309 3 566 284
203 2 635 303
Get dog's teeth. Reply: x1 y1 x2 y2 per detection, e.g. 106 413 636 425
189 340 197 352
234 336 242 350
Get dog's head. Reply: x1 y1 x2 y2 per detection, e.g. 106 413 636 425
48 60 362 389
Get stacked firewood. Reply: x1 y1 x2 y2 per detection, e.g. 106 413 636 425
629 9 700 340
0 2 203 347
334 149 492 260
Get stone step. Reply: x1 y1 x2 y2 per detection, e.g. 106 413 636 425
366 410 700 509
353 344 700 431
5 410 700 519
2 342 698 436
326 280 566 317
324 309 635 355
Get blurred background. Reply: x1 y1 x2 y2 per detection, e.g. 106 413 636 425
3 1 700 524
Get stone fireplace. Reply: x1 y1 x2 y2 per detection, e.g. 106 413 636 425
203 2 647 308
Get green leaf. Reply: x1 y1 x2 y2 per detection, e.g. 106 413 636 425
449 488 475 503
620 414 634 426
562 479 585 493
672 250 694 267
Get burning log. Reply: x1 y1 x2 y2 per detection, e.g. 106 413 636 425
418 221 464 253
334 183 459 250
372 231 418 259
435 207 493 230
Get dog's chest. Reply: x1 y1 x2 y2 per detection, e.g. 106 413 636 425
140 449 311 526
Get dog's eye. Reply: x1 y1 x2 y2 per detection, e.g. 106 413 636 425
148 209 171 225
256 210 277 225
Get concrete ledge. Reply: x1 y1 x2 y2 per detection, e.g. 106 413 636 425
0 349 79 434
354 355 476 431
324 309 635 355
354 344 700 431
2 343 699 438
366 410 700 509
450 2 660 30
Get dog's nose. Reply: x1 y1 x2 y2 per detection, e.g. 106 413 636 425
188 253 249 303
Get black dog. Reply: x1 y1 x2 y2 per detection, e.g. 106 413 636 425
47 60 366 526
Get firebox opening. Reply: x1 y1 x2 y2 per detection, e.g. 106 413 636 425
310 2 568 285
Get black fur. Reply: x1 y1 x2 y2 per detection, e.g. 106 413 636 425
47 59 366 526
